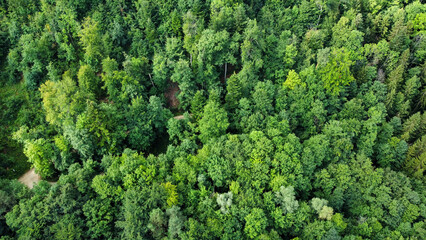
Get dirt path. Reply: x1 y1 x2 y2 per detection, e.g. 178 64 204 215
18 168 56 189
173 113 192 120
18 168 41 189
164 81 180 109
173 115 185 120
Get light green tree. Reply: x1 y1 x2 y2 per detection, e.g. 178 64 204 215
283 70 304 90
275 186 299 214
77 65 101 97
79 17 104 69
319 48 355 95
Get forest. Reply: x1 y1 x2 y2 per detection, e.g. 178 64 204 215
0 0 425 239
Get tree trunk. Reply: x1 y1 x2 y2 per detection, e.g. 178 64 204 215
148 74 155 87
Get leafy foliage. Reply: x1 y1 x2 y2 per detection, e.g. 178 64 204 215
319 48 355 95
0 1 425 239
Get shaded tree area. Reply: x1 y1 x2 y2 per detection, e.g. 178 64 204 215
0 0 425 239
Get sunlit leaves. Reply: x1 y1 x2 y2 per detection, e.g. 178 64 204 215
318 48 355 95
79 17 104 69
283 70 304 90
162 182 178 207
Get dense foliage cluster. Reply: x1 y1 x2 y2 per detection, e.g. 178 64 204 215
0 0 425 239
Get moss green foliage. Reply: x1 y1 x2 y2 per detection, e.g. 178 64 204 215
319 47 355 95
0 0 425 239
283 70 304 90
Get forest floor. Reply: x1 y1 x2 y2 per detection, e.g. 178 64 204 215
18 168 41 189
164 81 180 109
173 113 192 120
173 115 185 120
18 168 56 189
